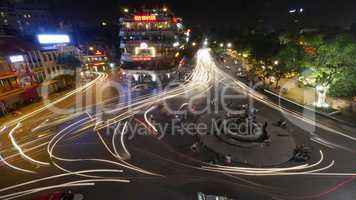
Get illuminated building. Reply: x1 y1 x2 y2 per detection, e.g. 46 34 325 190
0 33 81 112
0 35 38 110
119 6 186 82
82 49 108 72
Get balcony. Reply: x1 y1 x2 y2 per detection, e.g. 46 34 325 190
0 71 17 80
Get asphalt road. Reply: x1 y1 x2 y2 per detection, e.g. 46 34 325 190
1 50 356 200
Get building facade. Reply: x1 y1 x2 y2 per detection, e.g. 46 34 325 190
0 34 80 114
82 49 109 72
0 35 38 113
119 6 186 83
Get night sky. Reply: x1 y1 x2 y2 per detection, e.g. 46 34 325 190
45 0 356 29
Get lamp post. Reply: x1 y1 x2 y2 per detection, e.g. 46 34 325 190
315 85 329 108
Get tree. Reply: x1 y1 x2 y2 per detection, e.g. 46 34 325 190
249 33 282 62
328 68 356 97
58 54 82 76
305 34 356 90
270 42 306 88
302 34 356 105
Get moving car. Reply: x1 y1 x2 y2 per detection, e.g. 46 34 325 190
236 72 247 78
225 66 231 70
132 84 149 92
166 81 184 89
197 192 234 200
36 191 84 200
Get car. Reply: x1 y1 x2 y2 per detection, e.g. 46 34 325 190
225 66 231 70
132 84 149 92
166 81 184 89
36 191 84 200
236 72 247 78
197 192 234 200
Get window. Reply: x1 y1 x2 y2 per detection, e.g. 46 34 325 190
48 54 53 61
42 54 47 62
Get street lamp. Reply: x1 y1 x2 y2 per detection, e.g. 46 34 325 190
89 47 94 51
163 7 168 12
203 38 208 47
192 42 197 47
219 43 224 48
123 8 129 13
315 85 329 108
274 60 279 65
227 43 232 48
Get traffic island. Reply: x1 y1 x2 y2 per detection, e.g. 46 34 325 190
197 111 296 167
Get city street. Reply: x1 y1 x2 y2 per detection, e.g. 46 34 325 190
1 49 356 200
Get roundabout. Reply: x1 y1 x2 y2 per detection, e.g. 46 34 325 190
197 110 296 167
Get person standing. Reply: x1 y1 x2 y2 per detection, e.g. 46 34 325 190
0 101 7 116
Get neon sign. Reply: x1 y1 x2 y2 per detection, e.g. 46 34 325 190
134 15 157 21
132 57 152 61
37 34 70 44
9 55 24 63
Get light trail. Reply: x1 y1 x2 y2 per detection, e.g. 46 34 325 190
1 178 130 200
8 123 50 166
0 152 36 174
4 72 106 127
0 126 7 135
47 113 161 177
144 106 158 132
113 122 131 160
1 182 94 200
0 169 125 193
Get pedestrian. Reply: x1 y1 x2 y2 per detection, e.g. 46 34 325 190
261 122 269 141
0 101 7 116
190 142 199 153
263 122 268 130
225 154 232 165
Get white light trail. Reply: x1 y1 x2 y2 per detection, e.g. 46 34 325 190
9 123 50 166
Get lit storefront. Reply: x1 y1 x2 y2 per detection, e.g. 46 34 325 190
83 50 108 72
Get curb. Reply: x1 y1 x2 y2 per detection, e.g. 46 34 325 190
263 89 356 128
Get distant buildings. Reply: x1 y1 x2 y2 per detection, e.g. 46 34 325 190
119 5 186 83
82 48 109 72
0 1 54 35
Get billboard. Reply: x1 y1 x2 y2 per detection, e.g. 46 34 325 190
37 34 70 44
9 55 24 63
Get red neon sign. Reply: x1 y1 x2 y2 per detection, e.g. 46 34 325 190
134 15 157 21
95 50 103 55
132 57 152 61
